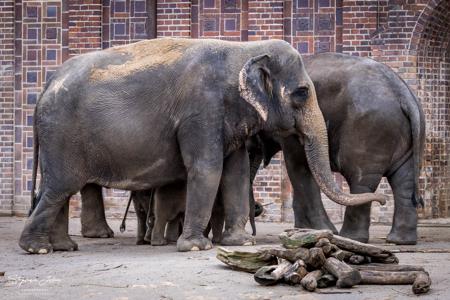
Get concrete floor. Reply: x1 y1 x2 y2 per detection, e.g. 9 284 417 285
1 217 450 299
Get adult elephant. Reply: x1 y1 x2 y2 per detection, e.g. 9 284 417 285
253 53 425 245
21 38 386 254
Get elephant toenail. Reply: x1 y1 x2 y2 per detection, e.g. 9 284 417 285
28 248 34 253
38 249 48 254
205 244 212 250
191 246 200 251
243 241 254 246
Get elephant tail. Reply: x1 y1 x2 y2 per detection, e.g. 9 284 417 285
28 107 40 216
28 77 56 216
399 79 426 208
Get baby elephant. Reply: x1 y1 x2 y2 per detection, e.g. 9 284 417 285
128 182 225 246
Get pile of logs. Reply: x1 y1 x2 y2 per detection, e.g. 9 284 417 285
217 229 431 295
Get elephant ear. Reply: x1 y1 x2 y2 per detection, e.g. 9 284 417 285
239 54 273 122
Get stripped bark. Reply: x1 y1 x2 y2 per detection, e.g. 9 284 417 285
217 247 277 273
301 270 323 291
254 260 292 286
323 257 361 288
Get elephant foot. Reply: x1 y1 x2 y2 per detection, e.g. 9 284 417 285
51 235 78 251
136 239 151 245
386 230 417 245
176 235 212 252
339 229 369 243
221 229 255 246
19 233 53 254
81 222 114 238
151 237 168 246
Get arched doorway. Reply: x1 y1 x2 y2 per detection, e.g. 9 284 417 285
415 0 450 218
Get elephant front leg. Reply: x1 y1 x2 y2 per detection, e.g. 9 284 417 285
282 137 337 233
340 174 382 243
80 184 114 238
220 146 255 246
176 165 221 251
50 202 78 251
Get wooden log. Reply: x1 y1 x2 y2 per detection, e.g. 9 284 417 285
412 272 431 294
280 230 333 249
301 270 323 292
283 259 308 285
317 273 337 288
353 264 425 272
331 235 396 259
331 249 354 261
263 246 310 263
254 260 292 286
306 247 326 269
216 247 278 273
315 238 332 256
323 257 361 288
359 270 420 285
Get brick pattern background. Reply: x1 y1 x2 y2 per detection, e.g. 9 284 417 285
1 1 449 226
0 0 15 215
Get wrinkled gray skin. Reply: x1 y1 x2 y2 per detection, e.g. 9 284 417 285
22 38 384 254
251 53 425 245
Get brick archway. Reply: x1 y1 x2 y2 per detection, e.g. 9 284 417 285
410 0 450 217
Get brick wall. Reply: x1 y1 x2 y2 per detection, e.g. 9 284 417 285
1 0 449 224
0 0 15 215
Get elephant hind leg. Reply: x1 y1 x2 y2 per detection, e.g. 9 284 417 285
80 184 114 238
339 174 383 243
386 157 417 245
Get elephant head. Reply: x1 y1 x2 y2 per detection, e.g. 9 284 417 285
239 42 387 207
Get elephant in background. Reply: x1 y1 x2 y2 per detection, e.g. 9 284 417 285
250 53 424 245
22 38 385 254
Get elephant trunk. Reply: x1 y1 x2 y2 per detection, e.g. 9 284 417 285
299 86 387 206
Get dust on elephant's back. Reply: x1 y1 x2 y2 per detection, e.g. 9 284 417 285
89 39 193 82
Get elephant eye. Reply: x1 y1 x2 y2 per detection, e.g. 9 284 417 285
291 86 309 107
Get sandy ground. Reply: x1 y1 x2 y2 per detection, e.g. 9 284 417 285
1 217 450 300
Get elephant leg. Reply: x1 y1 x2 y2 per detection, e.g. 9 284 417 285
80 184 114 238
210 195 224 244
144 190 155 243
152 183 186 246
282 136 337 232
151 197 169 246
386 157 418 245
133 197 150 245
50 202 78 251
339 174 382 243
165 214 183 243
176 121 222 252
19 184 75 254
221 146 255 246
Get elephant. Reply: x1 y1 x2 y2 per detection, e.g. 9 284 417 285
249 53 425 245
21 38 386 254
